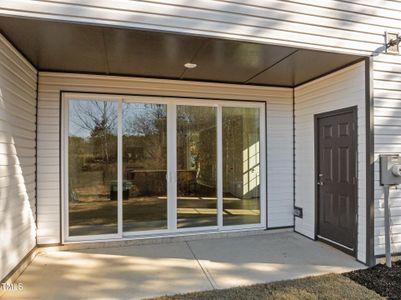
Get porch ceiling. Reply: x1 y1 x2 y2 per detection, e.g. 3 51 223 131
0 16 364 87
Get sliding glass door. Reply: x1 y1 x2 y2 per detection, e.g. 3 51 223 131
122 103 168 232
67 99 118 237
176 105 217 228
63 94 265 241
222 107 261 226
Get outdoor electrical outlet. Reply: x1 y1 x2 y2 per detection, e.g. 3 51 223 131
294 206 303 218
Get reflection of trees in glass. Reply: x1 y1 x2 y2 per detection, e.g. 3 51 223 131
123 104 167 171
68 136 86 202
69 101 117 199
177 106 216 189
124 104 165 136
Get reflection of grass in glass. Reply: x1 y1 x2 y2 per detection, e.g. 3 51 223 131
69 196 260 227
69 183 260 225
70 168 117 201
69 197 167 226
72 170 104 186
223 194 260 225
69 200 117 226
123 197 167 222
223 196 260 209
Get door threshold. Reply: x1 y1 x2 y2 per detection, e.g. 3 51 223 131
317 235 354 255
48 227 293 252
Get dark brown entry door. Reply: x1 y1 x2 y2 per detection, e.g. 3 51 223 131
317 108 357 250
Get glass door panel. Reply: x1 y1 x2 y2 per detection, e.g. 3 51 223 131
68 99 118 236
122 103 168 232
66 95 265 241
177 105 217 228
222 107 261 226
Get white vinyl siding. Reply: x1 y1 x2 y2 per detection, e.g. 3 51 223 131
0 0 400 55
294 62 366 262
266 96 294 228
37 72 293 244
0 35 37 280
373 53 401 255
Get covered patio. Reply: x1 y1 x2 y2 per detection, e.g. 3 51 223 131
0 11 371 289
1 231 364 299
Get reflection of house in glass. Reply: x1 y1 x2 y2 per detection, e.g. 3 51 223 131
222 107 260 226
243 141 260 198
177 105 217 228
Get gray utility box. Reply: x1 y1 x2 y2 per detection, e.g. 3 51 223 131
380 154 401 186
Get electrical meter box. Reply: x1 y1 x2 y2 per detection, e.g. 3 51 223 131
380 154 401 186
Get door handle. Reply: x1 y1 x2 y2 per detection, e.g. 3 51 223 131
317 173 324 186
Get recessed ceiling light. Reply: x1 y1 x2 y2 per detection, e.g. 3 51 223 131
184 62 197 69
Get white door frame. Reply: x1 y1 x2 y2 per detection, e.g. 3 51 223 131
61 94 123 242
61 93 266 243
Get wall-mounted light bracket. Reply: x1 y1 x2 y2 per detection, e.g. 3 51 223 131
385 32 400 55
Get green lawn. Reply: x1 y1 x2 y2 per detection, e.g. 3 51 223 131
149 274 383 300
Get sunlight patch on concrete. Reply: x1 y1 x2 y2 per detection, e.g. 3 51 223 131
2 232 365 300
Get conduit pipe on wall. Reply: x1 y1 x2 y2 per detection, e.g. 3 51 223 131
382 185 391 268
379 154 401 267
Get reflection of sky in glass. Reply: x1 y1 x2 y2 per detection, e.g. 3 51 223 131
69 100 117 138
69 101 167 138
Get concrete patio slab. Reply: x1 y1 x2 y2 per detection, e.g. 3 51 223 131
187 232 364 289
1 232 365 300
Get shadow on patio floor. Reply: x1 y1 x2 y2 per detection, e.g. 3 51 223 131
1 231 365 300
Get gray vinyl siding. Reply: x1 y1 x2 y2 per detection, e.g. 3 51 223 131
37 72 293 244
294 62 366 262
1 0 400 256
0 35 37 280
